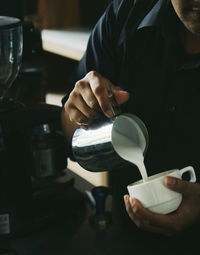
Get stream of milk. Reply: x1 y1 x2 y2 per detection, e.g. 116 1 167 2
113 132 148 182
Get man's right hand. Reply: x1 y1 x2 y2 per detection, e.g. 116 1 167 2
63 71 130 127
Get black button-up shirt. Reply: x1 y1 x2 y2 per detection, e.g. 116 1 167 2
64 0 200 180
63 0 200 239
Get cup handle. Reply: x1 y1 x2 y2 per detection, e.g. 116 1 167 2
179 166 196 183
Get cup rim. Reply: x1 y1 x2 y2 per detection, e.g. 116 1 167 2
128 169 178 187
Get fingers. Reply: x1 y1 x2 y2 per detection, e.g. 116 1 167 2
65 70 129 127
164 177 198 196
124 195 168 234
124 195 169 228
124 195 182 236
113 90 130 105
124 195 150 228
85 71 118 117
65 90 98 126
75 79 101 112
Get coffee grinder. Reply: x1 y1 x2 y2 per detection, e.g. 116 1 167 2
0 16 33 237
0 16 85 239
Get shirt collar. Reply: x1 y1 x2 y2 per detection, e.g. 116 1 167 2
137 0 167 30
134 0 200 71
136 0 179 43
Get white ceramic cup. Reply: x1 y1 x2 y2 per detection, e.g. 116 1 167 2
127 166 196 214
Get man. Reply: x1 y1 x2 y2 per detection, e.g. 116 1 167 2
61 0 200 252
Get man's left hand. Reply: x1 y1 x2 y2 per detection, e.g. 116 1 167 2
124 177 200 236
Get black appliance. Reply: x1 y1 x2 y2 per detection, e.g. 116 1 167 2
0 16 85 239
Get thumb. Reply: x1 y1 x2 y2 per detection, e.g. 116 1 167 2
164 176 193 196
113 90 130 105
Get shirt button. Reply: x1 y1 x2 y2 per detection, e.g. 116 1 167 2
168 105 176 112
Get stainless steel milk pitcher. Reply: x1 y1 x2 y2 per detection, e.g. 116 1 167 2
72 113 149 172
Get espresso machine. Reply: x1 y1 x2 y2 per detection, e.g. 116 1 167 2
0 16 86 239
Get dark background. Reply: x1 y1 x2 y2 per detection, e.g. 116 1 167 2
0 0 38 19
